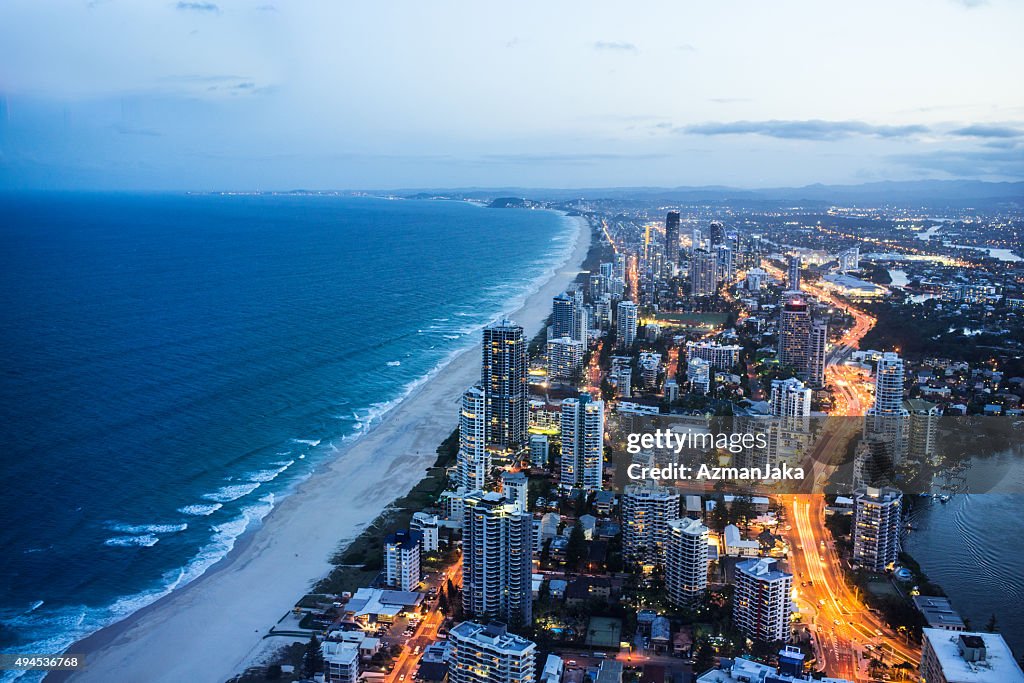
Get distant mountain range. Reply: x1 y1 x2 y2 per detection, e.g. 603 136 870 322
393 179 1024 208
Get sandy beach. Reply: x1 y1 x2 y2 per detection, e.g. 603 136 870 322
57 213 591 683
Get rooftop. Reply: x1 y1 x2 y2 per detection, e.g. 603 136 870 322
924 628 1024 683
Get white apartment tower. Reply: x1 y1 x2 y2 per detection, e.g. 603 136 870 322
449 621 537 683
733 557 793 642
559 393 604 492
546 336 585 382
666 517 710 606
622 484 681 563
852 485 903 572
384 529 422 592
462 492 533 627
616 300 638 348
457 384 490 491
866 352 909 464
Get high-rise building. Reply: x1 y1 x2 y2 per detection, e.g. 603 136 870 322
687 357 711 395
546 336 585 382
483 319 528 453
690 226 703 253
708 220 725 247
500 470 529 512
665 517 709 606
616 300 638 348
552 293 575 340
788 255 802 292
690 250 717 297
622 484 680 563
686 341 742 370
852 485 902 572
665 211 681 264
838 247 860 273
769 377 811 420
715 244 734 284
778 298 811 374
733 557 793 642
457 385 490 491
808 319 828 387
529 433 550 468
614 253 626 282
920 629 1024 683
384 529 422 591
595 295 613 331
462 491 533 627
905 399 940 462
865 352 909 464
449 621 537 683
745 267 767 292
559 393 604 492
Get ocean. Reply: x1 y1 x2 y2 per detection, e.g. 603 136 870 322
0 193 577 677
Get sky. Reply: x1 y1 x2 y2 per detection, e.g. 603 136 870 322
1 0 1023 190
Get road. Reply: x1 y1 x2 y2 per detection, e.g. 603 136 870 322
387 562 462 683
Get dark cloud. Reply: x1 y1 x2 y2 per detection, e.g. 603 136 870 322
951 124 1022 138
593 41 638 54
680 119 930 140
175 2 219 12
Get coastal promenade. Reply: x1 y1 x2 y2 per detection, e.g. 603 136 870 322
55 215 591 683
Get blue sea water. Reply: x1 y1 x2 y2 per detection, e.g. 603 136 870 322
0 193 577 673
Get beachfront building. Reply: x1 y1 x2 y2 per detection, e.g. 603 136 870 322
920 629 1024 683
410 512 440 553
622 484 680 564
733 557 793 642
616 301 638 349
449 621 537 683
552 292 575 340
665 517 710 606
322 641 361 683
483 319 528 454
384 529 422 592
462 491 533 627
852 485 903 572
559 393 605 492
456 384 489 491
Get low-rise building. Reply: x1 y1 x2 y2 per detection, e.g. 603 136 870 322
920 629 1024 682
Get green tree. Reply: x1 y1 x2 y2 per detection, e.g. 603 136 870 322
303 634 324 678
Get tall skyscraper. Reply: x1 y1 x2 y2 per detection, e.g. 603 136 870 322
788 254 802 291
714 244 734 284
622 484 680 563
865 352 909 463
482 319 528 453
708 220 725 247
808 319 828 387
457 385 489 491
384 529 422 592
768 377 813 467
905 399 940 462
852 485 903 572
449 622 537 683
552 293 575 339
769 377 812 420
462 491 533 627
665 517 709 606
616 300 638 348
500 470 529 512
665 211 681 264
559 393 604 492
690 249 717 297
690 226 702 253
687 357 711 395
733 558 793 642
778 298 811 374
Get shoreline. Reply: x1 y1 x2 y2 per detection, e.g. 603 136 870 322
54 213 593 683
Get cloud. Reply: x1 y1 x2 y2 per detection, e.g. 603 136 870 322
677 43 697 52
951 124 1022 138
951 0 988 7
890 147 1024 178
478 152 669 166
708 97 752 104
593 41 638 54
680 119 930 140
175 2 219 12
